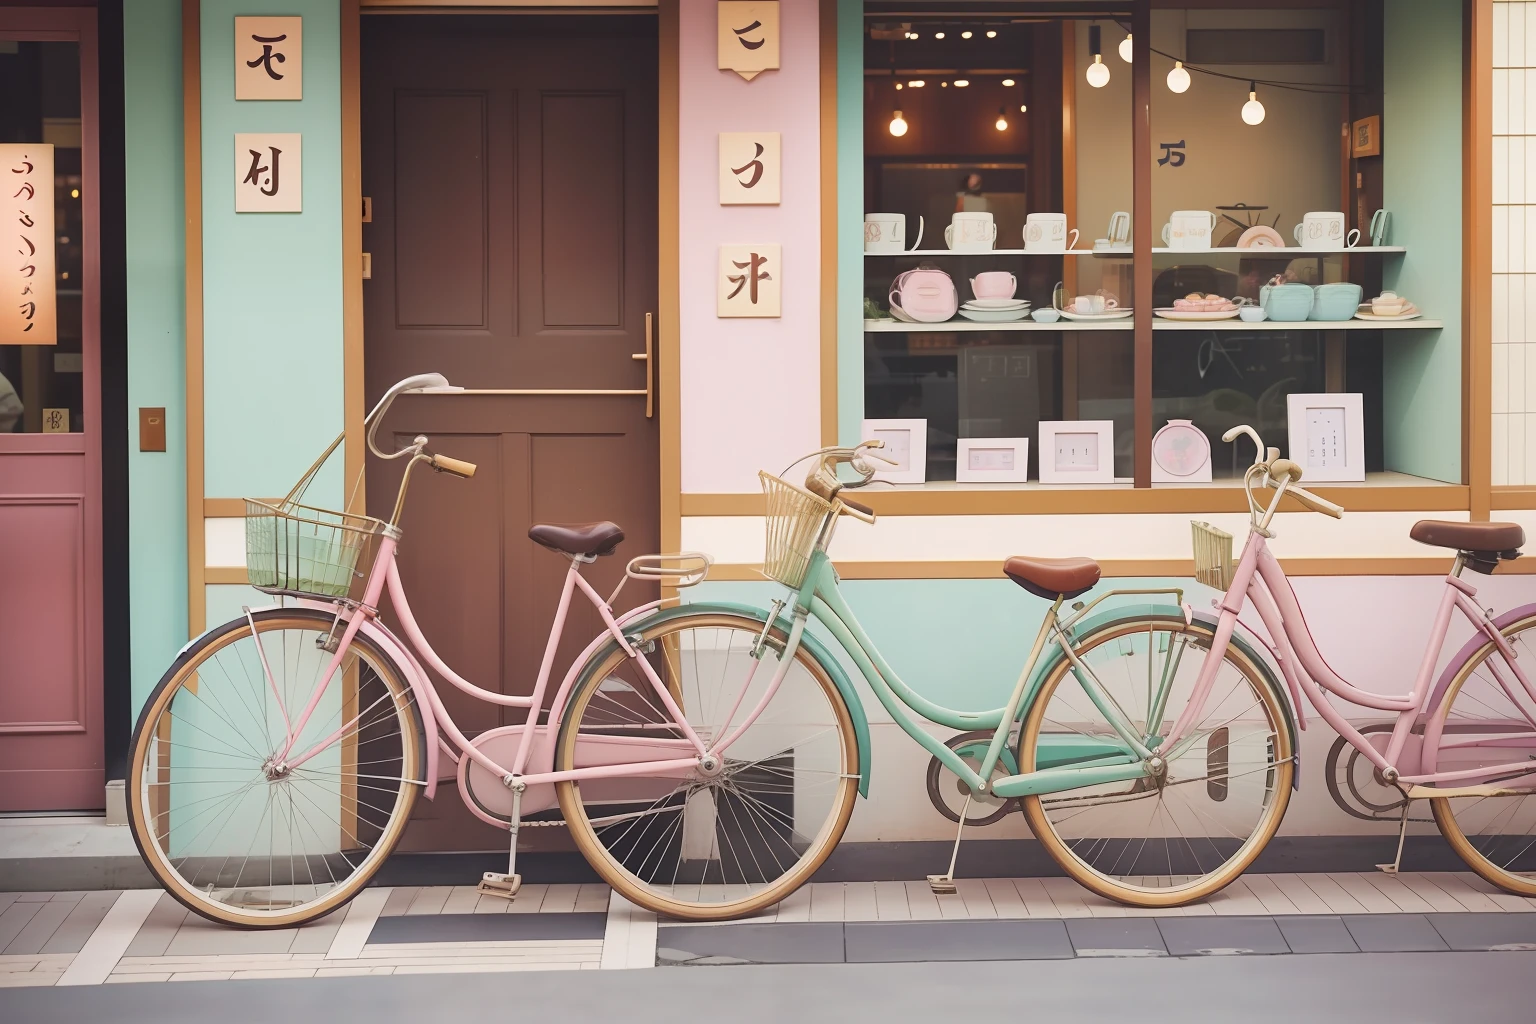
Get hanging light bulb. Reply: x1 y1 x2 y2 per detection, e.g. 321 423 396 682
934 31 945 39
889 109 908 137
961 30 973 39
1241 81 1266 125
1086 25 1110 88
986 30 997 39
953 79 969 88
908 79 925 88
1119 32 1133 62
995 107 1008 132
1002 78 1015 87
895 82 903 90
1167 61 1191 94
1020 103 1028 113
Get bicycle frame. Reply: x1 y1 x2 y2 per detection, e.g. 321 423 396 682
1170 527 1536 792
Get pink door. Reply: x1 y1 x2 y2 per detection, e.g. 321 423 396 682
0 8 104 810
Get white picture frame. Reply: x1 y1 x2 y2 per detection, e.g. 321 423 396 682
861 419 927 484
955 438 1029 483
1287 392 1365 482
1038 420 1115 484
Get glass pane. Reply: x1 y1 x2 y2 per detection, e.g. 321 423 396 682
0 40 84 434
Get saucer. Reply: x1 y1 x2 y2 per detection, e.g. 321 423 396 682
964 298 1030 309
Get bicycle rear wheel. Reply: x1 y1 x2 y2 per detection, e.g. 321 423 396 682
1018 615 1293 906
555 612 859 920
1428 612 1536 896
127 610 423 927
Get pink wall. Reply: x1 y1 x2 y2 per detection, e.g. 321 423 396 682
679 0 822 493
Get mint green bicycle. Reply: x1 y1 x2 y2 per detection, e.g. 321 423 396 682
562 442 1294 919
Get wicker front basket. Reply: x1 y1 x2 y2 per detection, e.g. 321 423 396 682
1191 520 1236 591
245 499 389 599
759 471 837 589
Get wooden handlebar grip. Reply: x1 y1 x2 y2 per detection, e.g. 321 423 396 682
1269 458 1303 482
431 454 477 478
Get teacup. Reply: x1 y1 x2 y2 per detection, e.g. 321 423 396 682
1031 308 1061 323
1024 213 1080 253
1072 294 1118 314
865 213 924 254
1371 290 1406 315
1294 212 1359 250
945 211 997 251
1239 306 1269 323
1161 210 1217 251
971 271 1017 300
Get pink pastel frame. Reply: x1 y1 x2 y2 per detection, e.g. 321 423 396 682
1165 528 1536 790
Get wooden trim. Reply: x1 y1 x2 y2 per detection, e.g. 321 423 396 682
204 568 250 585
183 0 204 634
704 557 1463 581
203 498 271 517
819 0 837 447
1491 487 1536 511
1130 1 1152 488
658 0 680 555
680 483 1469 517
342 0 365 510
1467 0 1493 520
1060 20 1077 297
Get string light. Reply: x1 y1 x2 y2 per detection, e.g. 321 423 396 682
889 109 908 137
986 30 997 39
1002 78 1015 86
1167 61 1191 94
1086 25 1110 88
961 30 972 39
1020 104 1028 113
995 107 1008 131
1119 33 1133 62
1241 81 1266 125
895 82 902 90
935 31 945 39
953 79 969 87
908 80 925 88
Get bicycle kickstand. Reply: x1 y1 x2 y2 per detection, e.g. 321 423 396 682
1375 796 1411 875
928 796 972 895
478 779 525 901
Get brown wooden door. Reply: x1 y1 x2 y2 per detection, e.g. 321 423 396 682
362 14 659 852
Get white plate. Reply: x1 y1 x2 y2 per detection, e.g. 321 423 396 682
1060 308 1133 321
964 298 1030 309
958 308 1033 323
1154 307 1241 321
1353 307 1421 322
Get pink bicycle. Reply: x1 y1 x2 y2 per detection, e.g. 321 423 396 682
126 373 861 927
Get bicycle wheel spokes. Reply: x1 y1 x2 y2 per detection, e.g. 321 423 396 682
131 615 421 926
1431 616 1536 894
1020 619 1292 905
557 614 859 920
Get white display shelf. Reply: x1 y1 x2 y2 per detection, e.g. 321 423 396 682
864 318 1442 333
865 248 1106 257
1152 246 1406 255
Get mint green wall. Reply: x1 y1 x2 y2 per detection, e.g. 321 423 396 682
126 0 189 715
836 0 863 445
1382 0 1463 484
201 0 345 503
687 576 1185 711
206 584 277 632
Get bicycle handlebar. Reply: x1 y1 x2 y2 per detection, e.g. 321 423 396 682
1225 423 1344 523
366 373 477 478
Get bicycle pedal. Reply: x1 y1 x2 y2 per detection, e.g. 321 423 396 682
927 874 957 896
476 872 522 901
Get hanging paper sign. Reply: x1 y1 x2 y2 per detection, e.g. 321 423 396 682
717 244 781 317
235 16 303 101
718 132 781 205
718 1 780 82
3 143 55 346
235 133 302 213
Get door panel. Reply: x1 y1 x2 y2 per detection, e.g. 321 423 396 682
362 15 658 852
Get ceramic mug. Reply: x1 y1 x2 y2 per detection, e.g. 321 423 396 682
1024 213 1080 252
1294 212 1358 249
1161 210 1217 251
1370 208 1391 247
1106 210 1131 246
945 211 997 251
970 271 1017 300
865 213 925 254
1073 294 1118 314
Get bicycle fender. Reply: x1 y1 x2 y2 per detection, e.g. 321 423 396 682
606 601 873 798
1423 602 1536 722
1028 602 1302 790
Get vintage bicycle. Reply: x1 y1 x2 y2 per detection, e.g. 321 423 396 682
128 379 1536 927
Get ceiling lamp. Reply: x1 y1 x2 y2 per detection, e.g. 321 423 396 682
986 30 997 39
1167 61 1191 94
1119 32 1133 62
1241 81 1266 125
935 31 945 39
1086 25 1110 88
995 107 1008 131
953 79 970 87
961 31 972 39
889 109 908 137
1002 78 1015 86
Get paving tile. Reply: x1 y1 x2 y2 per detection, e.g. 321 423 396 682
1154 915 1289 956
367 911 607 945
1275 915 1359 954
845 920 1074 963
1428 912 1536 950
3 899 73 954
0 903 42 950
162 918 299 956
105 973 169 983
1342 914 1450 952
40 891 119 955
1065 917 1168 957
287 914 346 954
0 894 20 913
15 893 53 903
121 894 191 957
658 922 844 964
168 971 233 982
379 887 418 916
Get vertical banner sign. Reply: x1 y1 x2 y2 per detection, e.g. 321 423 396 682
3 143 55 346
235 134 302 213
718 244 781 317
235 16 303 101
718 132 782 205
717 1 780 81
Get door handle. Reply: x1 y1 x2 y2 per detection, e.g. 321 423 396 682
631 312 654 418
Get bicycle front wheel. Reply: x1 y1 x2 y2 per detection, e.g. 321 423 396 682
1019 615 1293 906
1429 612 1536 896
555 612 860 920
127 610 423 927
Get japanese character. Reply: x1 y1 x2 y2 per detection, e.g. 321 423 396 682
731 143 765 189
733 20 766 50
243 147 282 198
727 252 772 304
247 33 288 81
